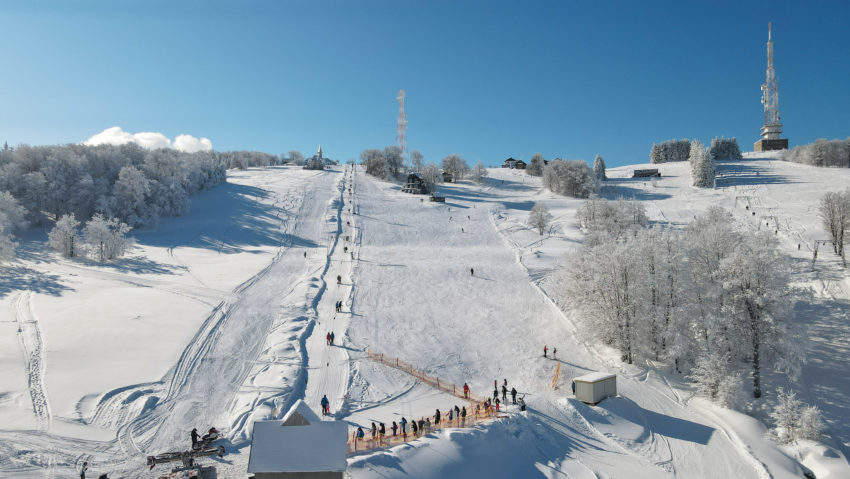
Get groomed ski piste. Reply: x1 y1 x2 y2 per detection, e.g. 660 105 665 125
1 157 849 478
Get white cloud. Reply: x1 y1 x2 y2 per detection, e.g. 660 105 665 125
173 134 213 153
84 126 213 152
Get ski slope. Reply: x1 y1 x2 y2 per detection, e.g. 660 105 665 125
0 158 848 478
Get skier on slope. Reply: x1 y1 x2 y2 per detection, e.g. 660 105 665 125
470 267 474 276
191 428 199 449
543 345 548 358
511 387 517 405
502 385 507 402
463 382 470 399
80 461 88 479
321 395 330 416
330 332 335 345
337 274 341 285
326 332 331 345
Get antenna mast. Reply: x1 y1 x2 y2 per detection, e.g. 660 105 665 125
396 89 408 165
760 22 781 139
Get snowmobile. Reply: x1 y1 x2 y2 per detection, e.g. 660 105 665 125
194 427 220 450
146 444 225 471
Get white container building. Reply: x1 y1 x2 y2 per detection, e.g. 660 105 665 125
572 372 617 405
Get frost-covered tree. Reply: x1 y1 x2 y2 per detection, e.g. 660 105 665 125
575 198 647 245
113 165 152 227
361 147 403 180
709 137 742 162
651 139 691 163
542 159 599 198
410 150 424 172
689 140 715 188
287 150 305 166
771 388 802 443
593 154 606 181
83 214 133 261
558 205 803 397
420 163 442 193
470 161 488 184
798 405 824 441
442 154 469 180
720 232 801 398
528 202 553 235
48 214 80 257
0 191 28 261
526 153 545 177
783 138 850 168
818 189 849 264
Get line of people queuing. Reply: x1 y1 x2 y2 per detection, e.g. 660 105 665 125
350 379 523 449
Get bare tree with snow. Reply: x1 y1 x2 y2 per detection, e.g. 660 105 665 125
470 161 488 184
287 150 305 166
442 154 469 180
528 202 553 235
526 153 545 177
410 150 424 173
542 159 599 198
83 214 133 261
48 214 81 257
818 189 849 265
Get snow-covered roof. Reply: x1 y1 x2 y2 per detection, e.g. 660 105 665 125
574 372 616 383
281 399 320 426
247 400 347 473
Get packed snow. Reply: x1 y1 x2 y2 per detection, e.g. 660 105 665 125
0 157 848 478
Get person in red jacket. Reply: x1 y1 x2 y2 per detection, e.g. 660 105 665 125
463 383 470 399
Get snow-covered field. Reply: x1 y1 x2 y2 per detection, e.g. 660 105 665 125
1 158 849 478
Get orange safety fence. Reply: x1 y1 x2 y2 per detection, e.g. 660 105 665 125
346 351 506 454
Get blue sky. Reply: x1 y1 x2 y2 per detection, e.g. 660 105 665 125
1 0 848 167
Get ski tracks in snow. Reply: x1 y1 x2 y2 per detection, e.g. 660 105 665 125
13 291 51 431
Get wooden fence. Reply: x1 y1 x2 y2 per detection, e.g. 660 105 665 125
346 351 504 454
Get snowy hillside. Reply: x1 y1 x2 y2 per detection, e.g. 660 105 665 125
1 158 849 478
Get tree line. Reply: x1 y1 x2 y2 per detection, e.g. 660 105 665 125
0 143 285 261
781 138 850 168
555 201 804 401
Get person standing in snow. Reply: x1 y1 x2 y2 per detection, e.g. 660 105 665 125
470 267 474 276
434 409 440 426
80 461 88 479
511 387 517 405
379 423 386 443
326 332 331 345
501 385 507 402
371 422 377 440
337 274 341 285
461 406 467 425
495 397 500 412
191 428 199 449
425 417 431 433
356 427 364 441
493 387 498 401
543 345 548 358
503 379 507 388
553 347 557 359
454 405 460 420
401 417 407 434
411 419 418 436
463 382 470 399
321 395 330 415
391 421 398 436
448 408 453 422
330 332 335 345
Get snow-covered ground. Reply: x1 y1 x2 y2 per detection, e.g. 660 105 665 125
1 158 848 478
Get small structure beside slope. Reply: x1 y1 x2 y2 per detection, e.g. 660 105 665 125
633 168 661 178
248 400 347 479
573 372 617 405
402 173 428 194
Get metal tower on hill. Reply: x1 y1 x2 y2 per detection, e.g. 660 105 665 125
396 90 408 163
755 22 788 151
